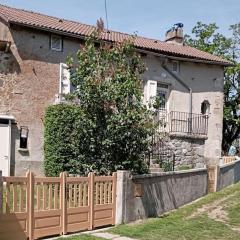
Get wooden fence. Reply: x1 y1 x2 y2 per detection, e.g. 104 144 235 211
223 156 236 164
0 171 117 240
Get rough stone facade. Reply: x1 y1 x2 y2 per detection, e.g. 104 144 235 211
169 135 205 168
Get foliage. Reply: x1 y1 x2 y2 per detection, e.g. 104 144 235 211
44 33 156 176
185 22 240 153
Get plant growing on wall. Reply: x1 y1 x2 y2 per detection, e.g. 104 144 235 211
44 32 156 176
185 22 240 153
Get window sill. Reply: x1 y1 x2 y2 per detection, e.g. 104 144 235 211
18 148 29 152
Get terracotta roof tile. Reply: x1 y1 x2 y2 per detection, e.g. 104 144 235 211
0 4 232 65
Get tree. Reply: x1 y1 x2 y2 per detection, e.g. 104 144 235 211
44 32 155 176
185 22 240 153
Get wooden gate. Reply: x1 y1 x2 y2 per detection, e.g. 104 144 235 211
0 171 117 240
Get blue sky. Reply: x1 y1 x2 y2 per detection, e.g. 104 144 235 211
1 0 240 40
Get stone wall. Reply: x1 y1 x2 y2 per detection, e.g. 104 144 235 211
169 135 206 168
116 169 208 224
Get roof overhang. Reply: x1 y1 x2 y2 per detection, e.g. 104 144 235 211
8 21 233 67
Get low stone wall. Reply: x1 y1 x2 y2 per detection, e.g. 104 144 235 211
217 159 240 191
116 168 208 223
169 135 205 169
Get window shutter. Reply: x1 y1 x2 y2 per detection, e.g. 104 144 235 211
145 80 157 105
59 63 70 94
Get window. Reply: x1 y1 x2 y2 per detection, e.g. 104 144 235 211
59 63 71 94
201 100 210 115
19 126 29 149
157 83 169 110
59 63 76 95
172 61 179 73
51 34 63 51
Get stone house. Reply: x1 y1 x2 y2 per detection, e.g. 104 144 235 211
0 5 231 176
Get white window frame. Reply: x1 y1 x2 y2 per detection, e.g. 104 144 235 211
157 82 170 111
51 34 63 52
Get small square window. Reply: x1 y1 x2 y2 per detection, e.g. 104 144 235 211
51 34 63 51
172 61 179 73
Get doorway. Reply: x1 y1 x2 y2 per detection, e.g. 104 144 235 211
0 116 13 176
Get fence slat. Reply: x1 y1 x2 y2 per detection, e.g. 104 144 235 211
100 182 103 205
43 183 47 210
60 172 67 235
28 171 34 240
79 183 83 206
49 184 53 209
104 182 108 204
89 172 94 230
54 184 58 209
20 183 25 212
13 183 18 212
74 184 77 207
6 182 10 213
83 183 87 206
108 182 112 204
36 184 41 210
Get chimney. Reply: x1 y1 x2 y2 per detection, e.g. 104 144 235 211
165 23 184 45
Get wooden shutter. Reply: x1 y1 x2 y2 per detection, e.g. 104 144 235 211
59 63 70 94
144 80 157 105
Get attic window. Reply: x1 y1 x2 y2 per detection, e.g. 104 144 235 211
172 61 179 73
51 34 63 51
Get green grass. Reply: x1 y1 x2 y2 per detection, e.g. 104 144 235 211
108 182 240 240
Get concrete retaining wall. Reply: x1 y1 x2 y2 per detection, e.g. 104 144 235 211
217 159 240 191
116 168 208 223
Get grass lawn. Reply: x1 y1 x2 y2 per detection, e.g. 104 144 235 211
109 182 240 240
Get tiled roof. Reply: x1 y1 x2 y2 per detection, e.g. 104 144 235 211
0 4 231 65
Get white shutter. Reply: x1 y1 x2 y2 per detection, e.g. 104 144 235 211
144 80 157 106
59 63 70 94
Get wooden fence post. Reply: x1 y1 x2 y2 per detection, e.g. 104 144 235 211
27 171 34 240
0 171 2 215
89 172 94 230
207 165 219 193
60 172 67 235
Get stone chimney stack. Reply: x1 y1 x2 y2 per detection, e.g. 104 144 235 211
165 23 184 45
